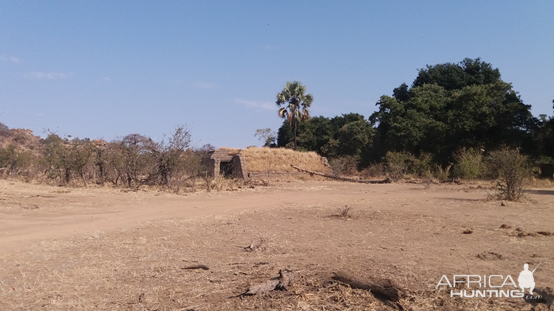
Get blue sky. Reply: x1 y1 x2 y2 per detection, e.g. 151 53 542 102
1 1 553 148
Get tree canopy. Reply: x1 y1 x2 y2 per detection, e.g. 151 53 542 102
276 81 313 150
369 58 535 163
275 58 550 172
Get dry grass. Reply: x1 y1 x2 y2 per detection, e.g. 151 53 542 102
239 147 330 173
527 177 553 188
216 147 241 156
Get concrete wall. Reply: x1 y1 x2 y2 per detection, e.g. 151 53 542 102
232 155 248 179
202 149 249 180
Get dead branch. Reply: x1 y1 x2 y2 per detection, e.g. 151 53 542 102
231 270 294 298
291 165 392 184
331 271 405 302
182 264 209 270
243 237 265 252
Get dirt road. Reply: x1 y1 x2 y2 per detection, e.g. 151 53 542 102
0 179 553 310
0 179 489 253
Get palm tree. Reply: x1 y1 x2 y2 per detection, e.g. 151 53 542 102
276 81 313 150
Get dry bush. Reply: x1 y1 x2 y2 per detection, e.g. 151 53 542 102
362 162 384 178
422 171 435 190
527 176 553 188
434 163 452 182
453 148 483 180
384 151 410 181
328 157 345 177
412 153 433 177
328 156 359 177
335 205 353 219
385 152 436 181
487 147 530 201
0 144 35 177
202 171 213 192
213 172 228 191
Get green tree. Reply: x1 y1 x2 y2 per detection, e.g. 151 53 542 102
276 81 313 150
370 58 534 164
337 119 374 157
277 120 293 148
413 57 501 91
118 134 153 187
68 138 93 187
41 133 71 185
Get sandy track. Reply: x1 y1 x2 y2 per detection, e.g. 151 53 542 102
1 179 553 310
1 180 552 254
0 180 401 252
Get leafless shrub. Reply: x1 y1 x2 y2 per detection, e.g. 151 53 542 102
335 205 353 219
422 172 433 190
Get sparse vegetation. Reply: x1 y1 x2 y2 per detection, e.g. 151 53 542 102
0 125 211 192
335 205 353 219
487 147 530 201
453 148 483 180
384 151 411 181
362 162 384 178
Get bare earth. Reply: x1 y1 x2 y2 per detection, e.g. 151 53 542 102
0 179 553 310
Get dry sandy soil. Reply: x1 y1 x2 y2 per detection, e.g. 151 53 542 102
0 179 553 310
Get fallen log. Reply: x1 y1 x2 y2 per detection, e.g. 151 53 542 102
331 271 405 302
291 165 392 184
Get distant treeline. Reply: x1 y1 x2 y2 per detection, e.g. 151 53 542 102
276 58 554 178
1 58 553 189
0 125 216 191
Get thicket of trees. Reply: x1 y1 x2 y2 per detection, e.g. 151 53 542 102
277 58 554 180
0 126 216 192
1 58 553 198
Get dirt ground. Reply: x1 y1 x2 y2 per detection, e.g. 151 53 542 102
0 179 553 310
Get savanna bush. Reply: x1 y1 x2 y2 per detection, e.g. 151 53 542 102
0 145 34 177
385 151 433 181
384 151 412 181
362 162 384 178
486 147 529 201
453 148 483 179
329 155 360 177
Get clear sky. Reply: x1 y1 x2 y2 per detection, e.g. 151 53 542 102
1 1 553 148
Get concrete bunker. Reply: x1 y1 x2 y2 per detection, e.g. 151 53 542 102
202 148 248 179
